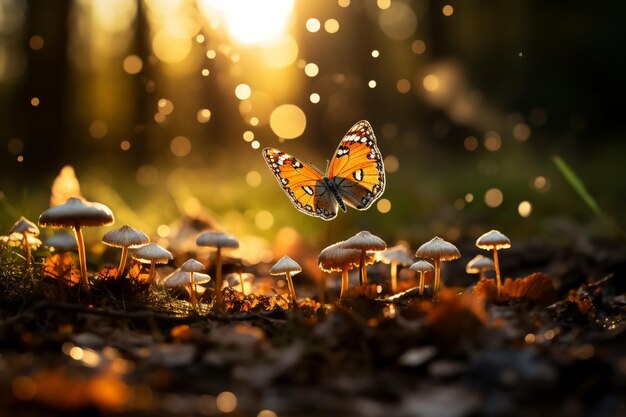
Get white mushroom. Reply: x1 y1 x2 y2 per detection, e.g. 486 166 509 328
102 225 150 278
269 255 302 307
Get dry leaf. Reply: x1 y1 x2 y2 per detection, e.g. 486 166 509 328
43 254 80 286
502 273 557 305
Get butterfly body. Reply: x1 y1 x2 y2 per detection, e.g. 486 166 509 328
263 120 385 221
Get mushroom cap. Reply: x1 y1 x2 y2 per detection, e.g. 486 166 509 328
133 243 173 264
102 225 150 249
342 231 387 252
379 244 413 266
465 254 495 274
410 260 435 273
415 236 461 261
270 255 302 275
10 216 40 236
196 231 240 249
180 258 205 273
39 197 114 228
476 230 511 250
318 241 375 273
44 231 78 253
163 269 211 286
1 234 42 249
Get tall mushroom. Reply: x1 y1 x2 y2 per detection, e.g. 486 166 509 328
9 216 40 264
269 255 301 307
196 231 240 308
39 197 115 292
102 225 150 278
342 231 387 285
415 236 460 298
379 244 413 293
476 230 511 299
163 259 211 308
132 243 173 287
410 260 435 296
465 254 495 280
318 242 375 301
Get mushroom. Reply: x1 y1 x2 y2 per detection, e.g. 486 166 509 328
410 260 435 296
342 231 387 285
415 237 461 298
132 243 173 287
476 230 511 299
196 231 240 308
379 244 414 293
318 242 375 301
269 255 302 307
44 231 78 253
163 259 210 308
102 225 150 278
9 216 40 264
39 197 115 292
465 254 495 280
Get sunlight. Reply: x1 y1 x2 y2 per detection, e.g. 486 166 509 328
198 0 295 44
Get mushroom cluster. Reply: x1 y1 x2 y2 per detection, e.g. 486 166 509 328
415 236 460 298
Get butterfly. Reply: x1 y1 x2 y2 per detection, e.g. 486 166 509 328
263 120 385 220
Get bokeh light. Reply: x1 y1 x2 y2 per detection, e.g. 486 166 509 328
269 104 306 139
485 188 504 208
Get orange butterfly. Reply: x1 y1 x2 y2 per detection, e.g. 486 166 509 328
263 120 385 220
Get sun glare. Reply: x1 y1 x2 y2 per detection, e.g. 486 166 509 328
199 0 295 44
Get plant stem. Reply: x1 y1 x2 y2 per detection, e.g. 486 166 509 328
116 245 129 278
493 248 502 300
73 225 90 294
340 268 349 300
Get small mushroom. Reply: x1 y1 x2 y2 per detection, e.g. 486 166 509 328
465 254 495 280
102 225 150 278
415 237 461 298
163 259 210 308
9 217 40 264
319 242 375 301
379 244 414 293
410 260 435 296
269 255 301 307
476 230 511 299
39 197 115 292
132 243 173 287
44 231 78 253
342 231 387 285
196 231 240 308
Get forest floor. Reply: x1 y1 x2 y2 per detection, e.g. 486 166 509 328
1 238 626 417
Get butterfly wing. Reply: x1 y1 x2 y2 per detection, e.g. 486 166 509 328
263 148 339 220
327 120 385 210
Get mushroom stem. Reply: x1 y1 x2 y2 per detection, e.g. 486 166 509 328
189 272 198 308
493 248 502 299
214 247 223 308
359 250 368 285
390 261 398 293
73 225 90 294
116 245 129 278
418 271 425 296
239 270 245 295
22 233 31 265
147 261 156 287
479 269 485 280
433 257 441 298
340 267 349 301
285 271 297 307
